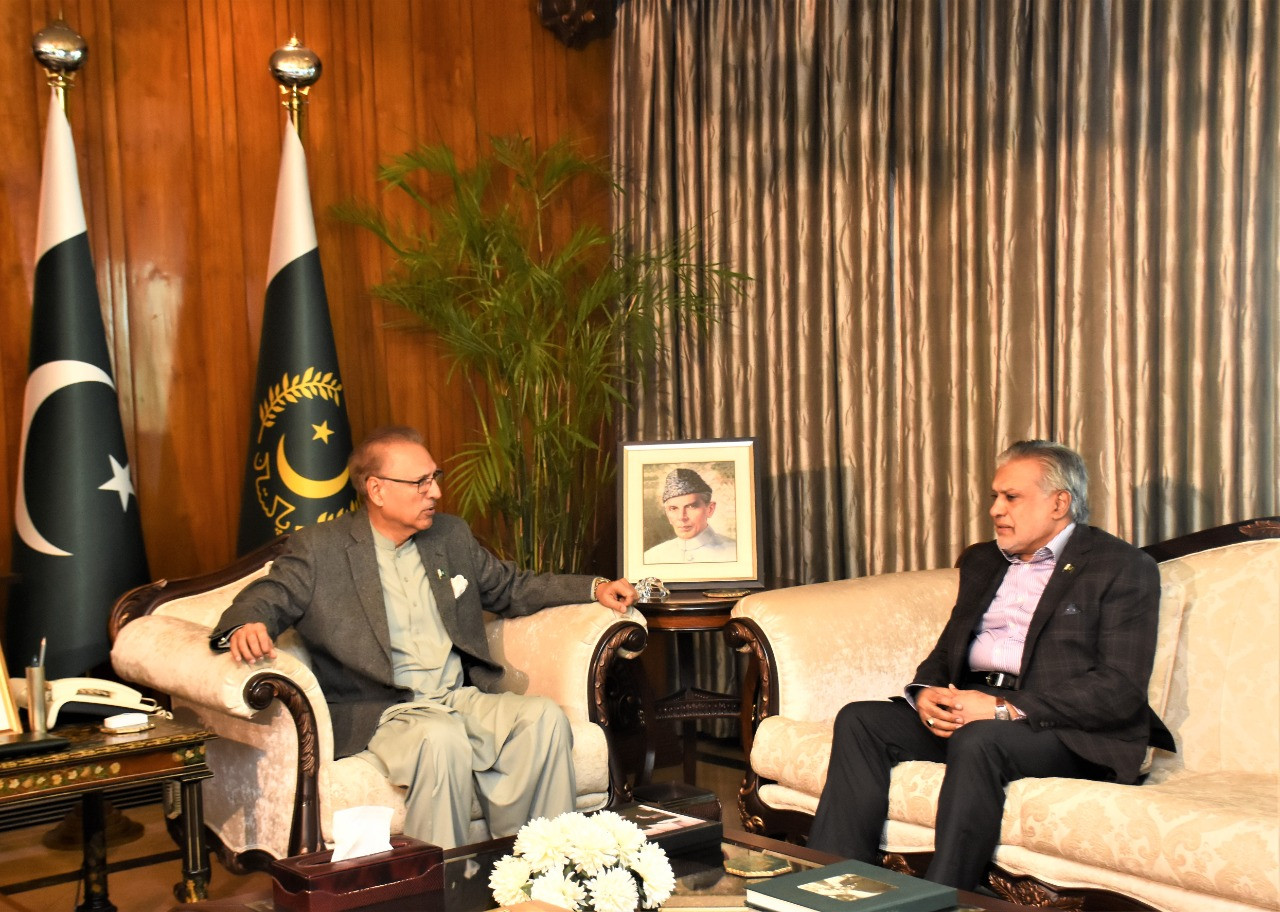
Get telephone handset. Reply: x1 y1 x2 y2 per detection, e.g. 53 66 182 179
12 676 170 728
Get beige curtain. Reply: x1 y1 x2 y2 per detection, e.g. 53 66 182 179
613 0 1278 588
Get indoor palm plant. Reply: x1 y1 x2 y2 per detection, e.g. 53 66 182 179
341 136 745 572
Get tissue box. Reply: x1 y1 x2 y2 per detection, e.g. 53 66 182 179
270 836 444 912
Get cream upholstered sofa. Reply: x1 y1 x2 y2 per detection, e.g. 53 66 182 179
724 519 1280 912
108 538 648 871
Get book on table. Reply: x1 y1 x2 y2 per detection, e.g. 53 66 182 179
745 858 956 912
612 802 723 854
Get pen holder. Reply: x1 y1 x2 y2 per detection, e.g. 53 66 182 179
25 664 48 734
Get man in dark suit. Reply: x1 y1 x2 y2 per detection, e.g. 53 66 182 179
210 425 637 848
809 440 1172 889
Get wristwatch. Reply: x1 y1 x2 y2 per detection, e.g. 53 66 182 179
590 576 609 601
994 698 1012 721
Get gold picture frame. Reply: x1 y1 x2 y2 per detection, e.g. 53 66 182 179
0 645 22 735
618 437 765 590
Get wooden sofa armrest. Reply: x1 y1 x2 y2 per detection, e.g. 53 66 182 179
726 571 956 838
111 614 331 857
729 571 959 724
487 603 648 805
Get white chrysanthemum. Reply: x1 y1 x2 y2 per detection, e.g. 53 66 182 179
530 870 587 911
489 855 534 906
631 842 675 908
586 866 640 912
565 817 619 876
514 816 569 874
590 811 647 865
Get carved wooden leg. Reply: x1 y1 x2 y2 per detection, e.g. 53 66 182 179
173 778 211 902
76 791 116 912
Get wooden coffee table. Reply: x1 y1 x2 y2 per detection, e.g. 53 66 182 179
175 828 1034 911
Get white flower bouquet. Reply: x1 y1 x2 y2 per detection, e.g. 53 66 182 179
490 811 677 912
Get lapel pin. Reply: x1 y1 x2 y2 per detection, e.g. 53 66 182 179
1062 563 1075 573
436 569 444 579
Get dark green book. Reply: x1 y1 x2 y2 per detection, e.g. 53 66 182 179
745 859 956 912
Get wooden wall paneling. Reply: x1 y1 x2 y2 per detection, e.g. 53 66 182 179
368 0 466 459
402 0 484 466
0 0 616 585
0 3 45 584
316 0 399 445
336 0 390 442
78 0 130 446
101 0 189 571
111 1 209 572
472 3 541 142
0 3 47 576
537 35 618 571
300 1 359 443
169 0 269 569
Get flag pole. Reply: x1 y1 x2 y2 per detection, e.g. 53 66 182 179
32 19 87 113
237 34 353 553
270 35 321 140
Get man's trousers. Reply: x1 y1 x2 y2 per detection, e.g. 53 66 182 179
808 698 1097 889
356 687 576 850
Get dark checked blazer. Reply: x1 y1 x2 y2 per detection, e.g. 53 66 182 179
210 509 594 758
912 524 1173 784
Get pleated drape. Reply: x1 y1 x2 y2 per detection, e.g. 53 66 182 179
613 0 1278 588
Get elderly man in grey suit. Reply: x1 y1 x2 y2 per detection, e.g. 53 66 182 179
211 425 637 849
809 440 1173 889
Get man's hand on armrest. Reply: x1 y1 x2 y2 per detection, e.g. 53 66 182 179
225 622 278 665
593 577 638 614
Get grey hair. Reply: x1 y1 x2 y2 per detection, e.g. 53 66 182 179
348 425 424 499
997 440 1090 524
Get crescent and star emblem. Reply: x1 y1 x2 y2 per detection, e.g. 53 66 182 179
275 434 349 499
15 359 135 557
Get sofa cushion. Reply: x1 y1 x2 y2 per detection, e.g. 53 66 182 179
1151 540 1280 778
153 562 273 627
1012 770 1280 910
736 570 958 722
1142 577 1188 773
751 716 833 798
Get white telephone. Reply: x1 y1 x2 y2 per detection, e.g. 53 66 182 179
11 676 169 728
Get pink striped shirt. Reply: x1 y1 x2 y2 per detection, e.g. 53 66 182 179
968 523 1077 675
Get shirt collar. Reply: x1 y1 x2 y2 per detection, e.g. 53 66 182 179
1001 522 1076 565
370 518 415 553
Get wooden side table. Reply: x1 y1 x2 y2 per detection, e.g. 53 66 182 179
0 717 215 911
635 593 744 785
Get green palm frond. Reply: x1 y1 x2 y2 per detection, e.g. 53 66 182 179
338 134 749 571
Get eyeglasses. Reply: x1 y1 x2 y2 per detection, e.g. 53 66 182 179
374 470 444 494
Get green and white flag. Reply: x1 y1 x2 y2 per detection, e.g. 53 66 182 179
236 124 355 554
6 91 150 677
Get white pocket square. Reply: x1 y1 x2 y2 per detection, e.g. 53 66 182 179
450 574 468 598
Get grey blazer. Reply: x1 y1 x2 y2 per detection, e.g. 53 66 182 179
912 524 1172 784
211 509 594 758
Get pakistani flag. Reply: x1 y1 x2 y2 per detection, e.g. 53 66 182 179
6 91 150 678
236 124 355 554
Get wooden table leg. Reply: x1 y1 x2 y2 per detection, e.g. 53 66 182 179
76 791 116 912
174 778 211 902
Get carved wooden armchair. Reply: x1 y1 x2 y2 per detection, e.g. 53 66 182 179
108 538 648 871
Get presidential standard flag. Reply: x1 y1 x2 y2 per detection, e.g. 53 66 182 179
6 91 150 678
237 124 355 553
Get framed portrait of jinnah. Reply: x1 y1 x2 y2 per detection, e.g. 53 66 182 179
618 438 764 590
